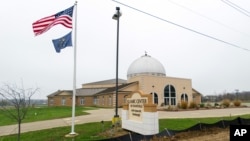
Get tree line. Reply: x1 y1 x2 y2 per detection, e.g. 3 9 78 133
202 91 250 102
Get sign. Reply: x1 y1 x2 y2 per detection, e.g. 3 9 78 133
122 90 159 135
126 92 148 121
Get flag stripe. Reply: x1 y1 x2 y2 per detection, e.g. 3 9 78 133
33 16 72 36
33 16 72 31
32 6 74 36
34 15 55 23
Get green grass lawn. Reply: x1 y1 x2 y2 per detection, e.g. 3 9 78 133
0 121 112 141
159 114 250 131
0 106 98 126
0 114 250 141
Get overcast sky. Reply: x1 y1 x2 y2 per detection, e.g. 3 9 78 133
1 0 250 99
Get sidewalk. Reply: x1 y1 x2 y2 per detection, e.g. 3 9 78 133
0 107 249 136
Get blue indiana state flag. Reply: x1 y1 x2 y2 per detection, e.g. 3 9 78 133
52 31 72 53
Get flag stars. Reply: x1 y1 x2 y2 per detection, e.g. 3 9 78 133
55 6 74 18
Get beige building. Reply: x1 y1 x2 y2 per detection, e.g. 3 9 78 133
47 53 202 107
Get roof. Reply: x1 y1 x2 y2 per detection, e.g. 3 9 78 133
47 88 106 97
47 81 137 97
83 78 127 86
94 81 138 95
192 88 203 96
47 90 72 97
76 88 106 96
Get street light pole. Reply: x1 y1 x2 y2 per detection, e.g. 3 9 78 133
112 7 121 118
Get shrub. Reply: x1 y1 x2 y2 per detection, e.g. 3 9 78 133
233 100 241 107
180 101 188 109
199 103 205 108
160 103 165 107
214 103 220 107
167 105 173 110
189 101 197 109
177 102 181 108
205 103 212 109
164 105 173 111
221 99 231 108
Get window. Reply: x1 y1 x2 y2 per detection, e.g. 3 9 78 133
97 97 99 105
102 96 105 105
93 96 97 105
61 97 66 105
181 93 188 102
164 85 176 106
150 93 158 104
124 95 128 103
80 98 85 105
109 96 112 106
49 98 54 106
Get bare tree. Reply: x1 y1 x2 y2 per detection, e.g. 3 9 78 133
0 84 38 141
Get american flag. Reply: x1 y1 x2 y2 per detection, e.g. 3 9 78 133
32 6 74 36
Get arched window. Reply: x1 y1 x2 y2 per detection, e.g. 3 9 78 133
150 93 158 104
164 85 176 106
181 93 188 102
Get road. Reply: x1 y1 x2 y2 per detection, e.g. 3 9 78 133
0 107 249 136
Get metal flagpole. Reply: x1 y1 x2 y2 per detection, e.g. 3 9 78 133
70 1 77 135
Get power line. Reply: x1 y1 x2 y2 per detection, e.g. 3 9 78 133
112 0 250 52
221 0 250 18
168 0 250 38
224 0 250 14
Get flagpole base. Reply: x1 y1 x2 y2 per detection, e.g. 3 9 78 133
65 132 78 138
112 116 121 125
